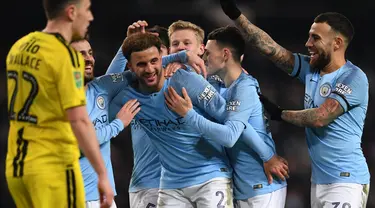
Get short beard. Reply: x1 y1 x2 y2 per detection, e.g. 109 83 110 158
311 52 331 70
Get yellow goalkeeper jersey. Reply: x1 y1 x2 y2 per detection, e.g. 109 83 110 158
6 31 86 176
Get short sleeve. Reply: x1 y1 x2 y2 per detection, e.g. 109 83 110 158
290 53 312 84
329 69 368 112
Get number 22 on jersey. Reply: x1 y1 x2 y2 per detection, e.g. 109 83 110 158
7 38 40 124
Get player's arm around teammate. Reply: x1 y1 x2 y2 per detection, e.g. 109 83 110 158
218 0 348 128
106 20 206 76
219 1 370 207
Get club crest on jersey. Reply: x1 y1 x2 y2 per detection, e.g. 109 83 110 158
96 96 105 110
198 85 216 103
226 100 241 111
110 73 123 83
319 83 331 97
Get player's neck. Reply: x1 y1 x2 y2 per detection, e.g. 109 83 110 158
320 54 346 76
43 20 73 43
219 62 243 88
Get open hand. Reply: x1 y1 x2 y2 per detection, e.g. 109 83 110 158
186 50 207 78
116 99 141 127
127 20 148 37
164 87 192 117
263 155 289 184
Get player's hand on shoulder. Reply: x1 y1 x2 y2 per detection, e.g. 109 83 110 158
97 175 114 208
127 20 149 37
116 99 141 127
186 50 207 78
165 87 192 117
164 62 185 78
263 154 289 184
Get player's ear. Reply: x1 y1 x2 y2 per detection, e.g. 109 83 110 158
223 48 231 62
126 62 133 72
65 4 77 22
198 44 205 56
333 36 344 51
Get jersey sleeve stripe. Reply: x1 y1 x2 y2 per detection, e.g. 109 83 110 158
73 50 81 68
292 54 302 78
53 34 77 68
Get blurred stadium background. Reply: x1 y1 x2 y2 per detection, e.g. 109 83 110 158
0 0 373 207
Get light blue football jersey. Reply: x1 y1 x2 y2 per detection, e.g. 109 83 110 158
185 73 287 199
290 53 369 184
109 70 232 189
80 75 129 201
105 48 189 192
184 73 274 162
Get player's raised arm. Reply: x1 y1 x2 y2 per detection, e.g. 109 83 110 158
220 0 295 74
106 20 205 75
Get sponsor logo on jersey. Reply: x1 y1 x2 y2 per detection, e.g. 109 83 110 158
132 118 185 132
335 83 352 95
199 85 216 103
93 115 108 126
226 100 241 111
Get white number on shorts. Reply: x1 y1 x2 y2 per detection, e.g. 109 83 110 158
332 202 351 208
215 191 225 208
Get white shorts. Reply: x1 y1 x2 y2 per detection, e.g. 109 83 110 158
311 183 370 208
129 188 159 208
157 177 233 208
85 199 117 208
234 187 287 208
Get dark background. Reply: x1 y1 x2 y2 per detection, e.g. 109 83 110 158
0 0 374 207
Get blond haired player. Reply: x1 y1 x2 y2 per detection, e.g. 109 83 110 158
5 0 113 207
168 20 205 57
